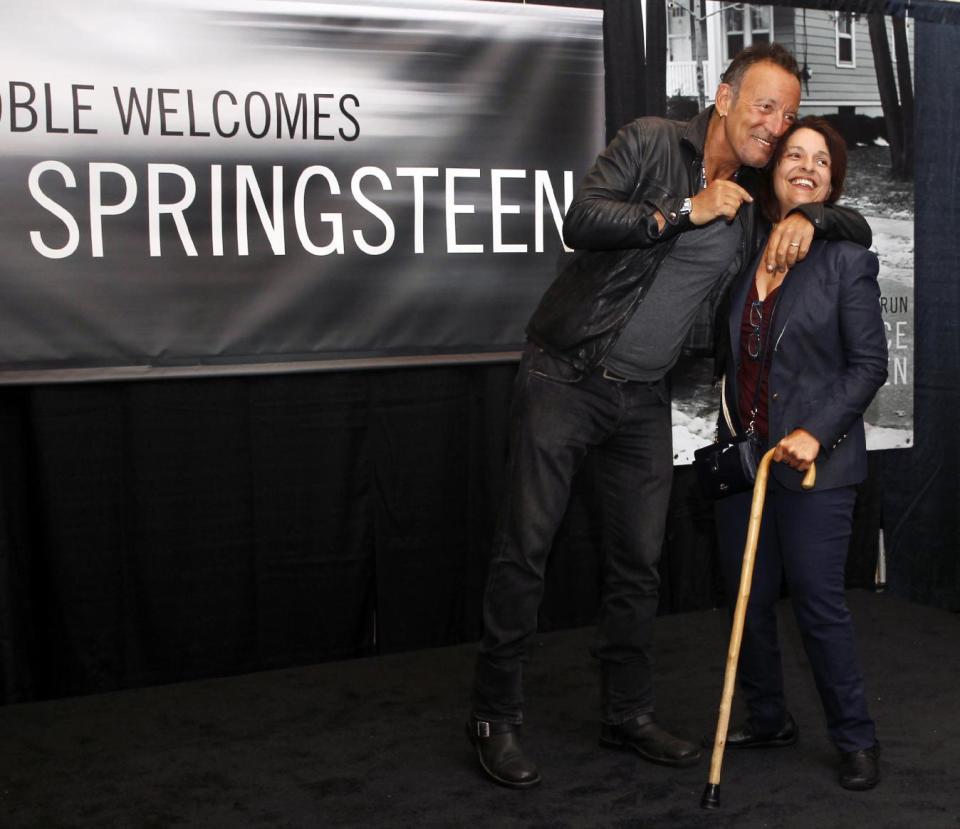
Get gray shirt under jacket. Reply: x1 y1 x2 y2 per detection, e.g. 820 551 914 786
602 216 743 381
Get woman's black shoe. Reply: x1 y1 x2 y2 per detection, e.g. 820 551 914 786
839 744 880 790
704 713 799 749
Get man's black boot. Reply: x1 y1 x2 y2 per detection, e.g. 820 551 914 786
466 718 542 789
599 713 701 768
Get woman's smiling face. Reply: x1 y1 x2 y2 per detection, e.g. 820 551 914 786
773 127 833 219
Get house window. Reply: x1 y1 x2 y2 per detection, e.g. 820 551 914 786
749 6 771 45
667 0 693 62
722 4 772 62
836 13 855 67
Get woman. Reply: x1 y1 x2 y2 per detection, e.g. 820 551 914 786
713 117 887 790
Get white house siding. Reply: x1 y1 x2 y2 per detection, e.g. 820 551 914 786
791 11 880 113
666 4 912 117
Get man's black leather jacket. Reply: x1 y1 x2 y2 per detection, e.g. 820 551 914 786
526 106 872 376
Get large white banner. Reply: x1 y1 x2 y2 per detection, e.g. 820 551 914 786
0 0 604 382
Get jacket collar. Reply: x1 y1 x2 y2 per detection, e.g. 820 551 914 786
684 106 763 195
681 105 715 158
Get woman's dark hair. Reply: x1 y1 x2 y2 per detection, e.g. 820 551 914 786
760 116 849 224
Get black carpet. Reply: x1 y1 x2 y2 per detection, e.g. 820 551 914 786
1 591 958 828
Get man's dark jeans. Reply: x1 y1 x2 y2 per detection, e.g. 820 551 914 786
472 343 674 725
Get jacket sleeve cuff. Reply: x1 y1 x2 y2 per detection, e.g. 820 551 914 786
650 195 693 241
788 202 873 248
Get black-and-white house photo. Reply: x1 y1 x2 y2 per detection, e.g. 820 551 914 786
659 2 915 462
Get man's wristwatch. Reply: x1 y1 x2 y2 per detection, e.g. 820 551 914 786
679 197 693 216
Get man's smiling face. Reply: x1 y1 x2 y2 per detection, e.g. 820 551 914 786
718 60 801 169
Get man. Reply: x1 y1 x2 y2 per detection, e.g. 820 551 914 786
467 43 871 789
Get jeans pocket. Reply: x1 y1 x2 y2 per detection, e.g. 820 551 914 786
527 346 584 385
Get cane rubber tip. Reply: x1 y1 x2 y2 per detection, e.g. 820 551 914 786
701 783 721 810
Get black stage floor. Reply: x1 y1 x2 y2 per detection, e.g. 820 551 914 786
1 591 958 828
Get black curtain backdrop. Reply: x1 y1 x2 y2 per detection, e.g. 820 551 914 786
604 0 647 143
880 20 960 609
1 2 957 706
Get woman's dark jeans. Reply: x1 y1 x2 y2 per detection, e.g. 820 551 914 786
714 480 877 752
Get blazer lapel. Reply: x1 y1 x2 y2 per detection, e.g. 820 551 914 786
770 239 825 355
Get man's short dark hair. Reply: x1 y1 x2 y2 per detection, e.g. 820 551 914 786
721 43 802 97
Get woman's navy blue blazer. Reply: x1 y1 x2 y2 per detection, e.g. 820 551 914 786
719 239 889 492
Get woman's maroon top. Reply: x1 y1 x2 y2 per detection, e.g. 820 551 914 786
737 280 781 442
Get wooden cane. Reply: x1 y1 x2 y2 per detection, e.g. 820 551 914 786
701 447 816 810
